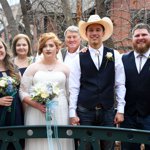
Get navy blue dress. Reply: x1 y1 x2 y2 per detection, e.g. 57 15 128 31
19 67 27 76
0 71 24 150
18 56 35 76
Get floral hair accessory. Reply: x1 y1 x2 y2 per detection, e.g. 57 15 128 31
105 52 114 68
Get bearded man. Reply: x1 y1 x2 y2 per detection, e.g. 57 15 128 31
121 23 150 150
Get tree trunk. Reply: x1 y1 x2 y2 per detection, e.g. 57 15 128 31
0 0 18 39
61 0 74 26
0 19 9 44
77 0 82 23
95 0 114 48
20 0 33 40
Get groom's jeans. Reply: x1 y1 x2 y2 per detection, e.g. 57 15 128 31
77 105 115 150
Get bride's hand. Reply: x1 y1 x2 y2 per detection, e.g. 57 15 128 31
34 101 46 113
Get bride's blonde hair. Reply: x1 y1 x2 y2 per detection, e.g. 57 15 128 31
38 32 62 55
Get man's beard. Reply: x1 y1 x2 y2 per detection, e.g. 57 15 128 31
133 42 150 54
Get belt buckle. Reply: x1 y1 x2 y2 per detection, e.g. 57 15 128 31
95 105 102 110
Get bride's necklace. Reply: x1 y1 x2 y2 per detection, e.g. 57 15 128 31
45 63 56 72
43 59 57 71
47 66 55 71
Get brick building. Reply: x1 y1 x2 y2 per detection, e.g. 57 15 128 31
110 0 150 52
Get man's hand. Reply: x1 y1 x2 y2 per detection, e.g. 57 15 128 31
79 47 88 53
114 113 124 124
70 117 80 125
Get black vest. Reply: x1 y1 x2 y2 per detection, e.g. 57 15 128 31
77 47 115 109
122 51 150 116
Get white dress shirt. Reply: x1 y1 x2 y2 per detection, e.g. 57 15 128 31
134 49 150 73
69 44 126 117
64 48 80 70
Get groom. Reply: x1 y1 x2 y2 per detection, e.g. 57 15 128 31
69 14 126 150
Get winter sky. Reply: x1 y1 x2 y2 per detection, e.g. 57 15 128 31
8 0 19 6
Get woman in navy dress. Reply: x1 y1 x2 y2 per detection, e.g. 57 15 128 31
12 34 34 76
0 38 24 149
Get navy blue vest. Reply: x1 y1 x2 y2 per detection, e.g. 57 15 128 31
122 51 150 116
77 47 115 109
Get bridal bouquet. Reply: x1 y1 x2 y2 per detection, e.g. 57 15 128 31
30 82 59 104
30 82 60 150
0 76 19 112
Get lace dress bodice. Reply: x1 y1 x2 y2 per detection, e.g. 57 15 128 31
33 70 67 97
20 69 74 150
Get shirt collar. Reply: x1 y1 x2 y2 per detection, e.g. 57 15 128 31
88 44 104 56
66 47 80 55
134 49 150 58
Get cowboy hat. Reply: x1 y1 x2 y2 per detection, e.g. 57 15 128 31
78 14 113 41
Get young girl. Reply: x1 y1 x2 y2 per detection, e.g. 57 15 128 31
0 38 24 149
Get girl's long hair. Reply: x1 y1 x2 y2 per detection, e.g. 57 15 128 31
0 38 20 83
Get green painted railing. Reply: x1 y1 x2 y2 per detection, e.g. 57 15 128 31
0 125 150 150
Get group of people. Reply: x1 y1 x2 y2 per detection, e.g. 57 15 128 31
0 13 150 150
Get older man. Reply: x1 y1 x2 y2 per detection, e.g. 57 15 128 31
69 14 126 150
61 25 84 69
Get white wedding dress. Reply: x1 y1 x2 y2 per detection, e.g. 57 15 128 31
22 70 74 150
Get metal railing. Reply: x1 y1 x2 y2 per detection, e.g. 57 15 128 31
0 125 150 150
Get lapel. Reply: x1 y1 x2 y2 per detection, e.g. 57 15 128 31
100 48 107 69
141 54 150 73
130 52 138 73
61 48 67 61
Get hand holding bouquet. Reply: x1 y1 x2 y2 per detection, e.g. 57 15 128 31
0 76 19 112
30 82 59 104
30 82 60 149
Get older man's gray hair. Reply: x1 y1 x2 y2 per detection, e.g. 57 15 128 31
64 25 80 37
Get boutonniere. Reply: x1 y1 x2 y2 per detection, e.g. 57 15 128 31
105 52 114 68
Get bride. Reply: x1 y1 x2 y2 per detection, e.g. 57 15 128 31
19 32 74 150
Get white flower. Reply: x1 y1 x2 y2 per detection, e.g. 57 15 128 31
41 92 49 99
30 82 59 104
0 80 7 87
105 52 114 68
106 52 113 59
